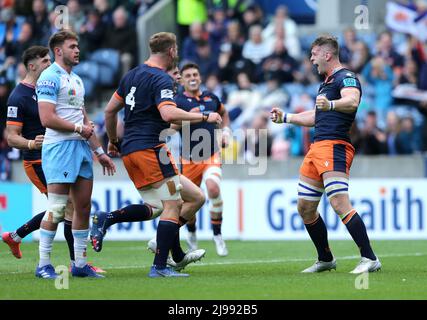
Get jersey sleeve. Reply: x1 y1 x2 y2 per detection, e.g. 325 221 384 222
36 71 60 104
114 72 128 102
154 74 177 109
6 94 24 127
339 73 362 92
212 94 224 113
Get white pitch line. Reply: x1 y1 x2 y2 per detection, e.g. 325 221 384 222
0 252 425 275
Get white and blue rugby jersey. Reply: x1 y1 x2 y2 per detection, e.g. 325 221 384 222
36 62 85 144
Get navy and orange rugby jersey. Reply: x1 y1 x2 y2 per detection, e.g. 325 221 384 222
114 62 177 156
174 91 224 160
6 82 45 161
314 68 362 143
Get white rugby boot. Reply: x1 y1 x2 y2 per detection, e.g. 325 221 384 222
213 234 228 257
350 257 382 274
301 259 337 273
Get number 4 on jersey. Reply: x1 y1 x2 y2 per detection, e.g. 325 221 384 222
126 86 136 111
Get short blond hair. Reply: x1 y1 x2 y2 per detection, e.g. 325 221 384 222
149 32 176 54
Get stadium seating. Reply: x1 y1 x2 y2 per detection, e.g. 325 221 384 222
88 49 120 87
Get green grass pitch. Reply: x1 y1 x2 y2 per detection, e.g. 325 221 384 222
0 240 426 299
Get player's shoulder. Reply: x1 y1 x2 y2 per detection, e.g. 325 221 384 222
7 84 25 105
336 68 359 80
336 68 360 89
201 90 221 102
37 64 61 85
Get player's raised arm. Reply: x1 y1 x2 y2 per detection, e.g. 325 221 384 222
270 107 315 127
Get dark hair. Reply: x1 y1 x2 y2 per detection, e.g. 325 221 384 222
48 30 79 53
22 46 50 68
311 35 339 57
180 63 200 74
149 32 176 54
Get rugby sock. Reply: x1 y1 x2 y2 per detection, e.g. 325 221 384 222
171 229 186 263
72 229 89 268
153 220 179 269
211 218 222 236
341 210 377 260
186 222 196 232
105 204 153 229
15 211 46 240
63 219 75 261
39 228 56 267
304 215 333 262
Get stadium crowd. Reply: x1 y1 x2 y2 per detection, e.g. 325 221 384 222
1 0 427 181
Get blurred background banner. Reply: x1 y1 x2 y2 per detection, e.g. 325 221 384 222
0 183 32 241
27 179 427 241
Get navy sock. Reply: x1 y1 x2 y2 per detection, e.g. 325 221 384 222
211 218 222 236
105 204 153 229
15 211 45 239
153 220 180 269
171 229 186 263
63 219 75 261
186 222 196 233
304 215 333 262
344 212 376 260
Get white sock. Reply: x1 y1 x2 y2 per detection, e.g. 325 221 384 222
11 231 22 243
39 228 56 267
72 229 89 268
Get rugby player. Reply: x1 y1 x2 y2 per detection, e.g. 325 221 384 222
271 36 381 274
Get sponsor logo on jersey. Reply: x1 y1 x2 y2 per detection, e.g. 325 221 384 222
7 106 18 118
343 78 357 87
37 80 56 88
161 89 174 99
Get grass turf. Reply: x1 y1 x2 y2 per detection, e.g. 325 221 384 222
0 240 426 300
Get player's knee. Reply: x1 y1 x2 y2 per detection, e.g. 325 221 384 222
45 193 69 223
297 200 316 217
329 195 350 216
207 183 220 199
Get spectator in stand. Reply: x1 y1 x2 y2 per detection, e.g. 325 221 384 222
262 5 300 59
241 4 264 38
94 0 114 27
261 38 298 83
206 6 229 55
5 23 35 65
205 73 227 103
67 0 86 34
362 56 394 125
226 71 261 126
395 58 418 86
242 24 273 72
385 110 401 155
339 27 358 65
396 116 417 154
79 9 105 54
349 40 371 74
217 20 245 82
193 39 218 79
103 6 137 76
27 0 50 45
375 31 404 73
182 22 209 62
358 110 387 155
